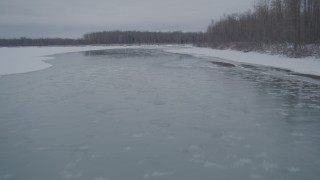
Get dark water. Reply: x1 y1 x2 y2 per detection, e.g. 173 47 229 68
0 49 320 180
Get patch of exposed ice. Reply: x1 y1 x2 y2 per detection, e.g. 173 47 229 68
1 174 13 179
60 171 82 179
65 163 77 168
90 155 97 159
286 167 301 173
28 146 46 151
75 158 83 162
290 132 305 137
233 158 253 167
94 178 110 180
250 174 263 179
143 171 170 178
124 146 133 151
132 133 144 138
203 161 225 168
186 145 203 152
189 153 205 164
137 160 146 165
294 140 307 144
255 152 268 158
280 112 289 116
260 161 278 171
243 144 253 149
226 154 237 159
255 123 262 127
167 135 176 140
221 135 244 141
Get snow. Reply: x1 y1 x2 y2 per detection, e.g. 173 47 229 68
1 45 320 77
0 45 158 76
164 46 320 76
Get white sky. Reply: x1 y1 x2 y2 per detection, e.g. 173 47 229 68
0 0 254 38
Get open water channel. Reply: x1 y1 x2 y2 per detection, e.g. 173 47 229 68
0 48 320 180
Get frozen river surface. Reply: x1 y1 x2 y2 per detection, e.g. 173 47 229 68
0 49 320 180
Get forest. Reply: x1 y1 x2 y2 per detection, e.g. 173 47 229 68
0 38 83 46
207 0 320 56
82 31 206 45
0 32 206 47
0 0 319 57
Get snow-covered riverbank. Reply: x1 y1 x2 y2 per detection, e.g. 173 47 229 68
0 45 145 75
164 46 320 77
1 45 320 77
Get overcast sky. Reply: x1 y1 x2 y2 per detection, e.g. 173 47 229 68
0 0 254 38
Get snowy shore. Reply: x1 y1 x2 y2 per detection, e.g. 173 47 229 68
164 46 320 77
0 45 144 76
0 45 320 77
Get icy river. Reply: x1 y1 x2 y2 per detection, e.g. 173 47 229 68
0 48 320 180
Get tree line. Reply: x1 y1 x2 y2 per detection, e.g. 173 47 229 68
0 38 84 46
0 31 206 47
83 31 206 44
207 0 320 49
